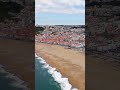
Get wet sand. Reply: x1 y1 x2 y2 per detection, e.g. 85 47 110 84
0 38 34 90
35 42 85 90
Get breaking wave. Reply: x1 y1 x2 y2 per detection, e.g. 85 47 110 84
35 53 78 90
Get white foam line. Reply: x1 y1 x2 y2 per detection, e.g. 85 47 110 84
35 53 78 90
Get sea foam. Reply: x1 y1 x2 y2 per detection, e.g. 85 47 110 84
35 53 78 90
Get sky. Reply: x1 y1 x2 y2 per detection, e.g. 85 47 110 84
35 0 85 25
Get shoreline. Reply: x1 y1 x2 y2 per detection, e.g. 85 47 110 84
35 54 78 90
35 42 85 90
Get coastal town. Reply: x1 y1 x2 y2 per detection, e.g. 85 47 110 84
35 25 85 52
35 25 85 90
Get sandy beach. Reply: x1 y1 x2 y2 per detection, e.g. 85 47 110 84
0 38 34 90
35 42 85 90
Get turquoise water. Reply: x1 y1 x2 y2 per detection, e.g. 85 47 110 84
35 58 61 90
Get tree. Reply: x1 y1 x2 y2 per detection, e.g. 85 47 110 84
35 26 44 35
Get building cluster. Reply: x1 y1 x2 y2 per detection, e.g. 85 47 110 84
0 0 34 41
36 25 85 49
86 0 120 57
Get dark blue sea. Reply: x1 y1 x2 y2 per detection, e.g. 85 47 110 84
35 57 61 90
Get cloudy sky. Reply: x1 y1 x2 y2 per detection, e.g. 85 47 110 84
35 0 85 25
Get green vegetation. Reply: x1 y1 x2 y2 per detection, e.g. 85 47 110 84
35 27 44 35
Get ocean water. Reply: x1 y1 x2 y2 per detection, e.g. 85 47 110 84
0 65 28 90
35 54 78 90
35 57 61 90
